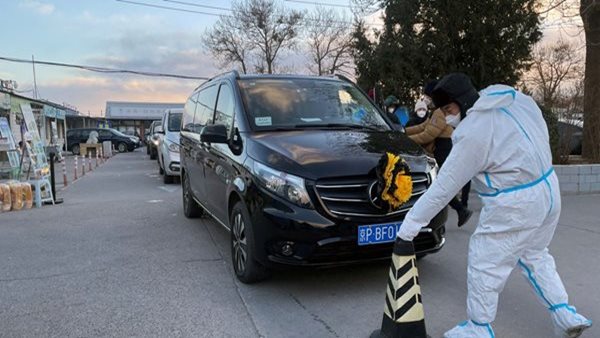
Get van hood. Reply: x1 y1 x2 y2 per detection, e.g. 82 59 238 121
246 130 429 180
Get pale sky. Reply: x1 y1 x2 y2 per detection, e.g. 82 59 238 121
0 0 584 116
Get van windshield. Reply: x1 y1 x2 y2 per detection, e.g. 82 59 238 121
168 113 182 132
238 78 390 131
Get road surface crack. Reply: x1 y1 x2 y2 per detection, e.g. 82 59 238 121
560 223 600 235
290 294 339 337
202 219 264 338
0 267 108 283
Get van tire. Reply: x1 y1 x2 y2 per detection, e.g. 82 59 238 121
230 201 270 284
117 142 127 153
150 148 157 160
182 170 203 218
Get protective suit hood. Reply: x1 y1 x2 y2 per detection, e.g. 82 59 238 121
470 84 517 114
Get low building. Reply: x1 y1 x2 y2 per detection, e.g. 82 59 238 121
105 101 184 138
0 89 68 148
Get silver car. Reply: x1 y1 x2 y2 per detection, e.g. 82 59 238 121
157 109 182 184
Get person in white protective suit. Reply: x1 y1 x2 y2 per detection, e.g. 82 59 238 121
397 73 592 338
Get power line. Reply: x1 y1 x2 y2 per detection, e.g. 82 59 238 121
0 56 209 80
161 0 230 12
116 0 383 28
116 0 230 18
284 0 354 9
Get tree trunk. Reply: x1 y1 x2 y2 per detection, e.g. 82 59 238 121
581 0 600 161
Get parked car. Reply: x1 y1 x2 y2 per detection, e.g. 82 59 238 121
147 121 162 159
157 109 183 184
66 128 138 155
558 120 583 155
121 130 142 148
180 72 447 283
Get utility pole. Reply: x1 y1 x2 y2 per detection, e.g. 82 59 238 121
32 55 39 99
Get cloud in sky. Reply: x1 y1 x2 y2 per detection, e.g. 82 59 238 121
30 9 219 115
20 0 55 15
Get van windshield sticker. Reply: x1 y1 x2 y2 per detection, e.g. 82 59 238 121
255 116 272 126
300 117 322 122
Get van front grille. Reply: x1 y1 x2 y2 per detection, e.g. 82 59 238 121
314 173 429 219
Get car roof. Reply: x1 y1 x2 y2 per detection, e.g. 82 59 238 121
237 74 344 82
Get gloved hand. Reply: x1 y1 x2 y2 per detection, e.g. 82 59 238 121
397 218 425 241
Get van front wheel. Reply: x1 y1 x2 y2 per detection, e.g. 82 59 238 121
117 142 127 153
182 171 203 218
230 201 270 284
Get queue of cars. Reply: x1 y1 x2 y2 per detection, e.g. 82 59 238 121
66 128 140 154
178 72 446 283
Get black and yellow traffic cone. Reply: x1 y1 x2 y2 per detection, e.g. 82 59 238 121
370 238 428 338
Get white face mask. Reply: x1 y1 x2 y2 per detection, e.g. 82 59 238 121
445 114 461 128
416 109 427 118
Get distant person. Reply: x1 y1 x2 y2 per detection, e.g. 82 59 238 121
405 89 473 227
406 98 429 127
384 95 410 127
424 80 472 207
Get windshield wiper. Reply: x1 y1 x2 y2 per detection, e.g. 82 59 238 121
294 123 381 131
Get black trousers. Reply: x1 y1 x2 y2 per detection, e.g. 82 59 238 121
434 138 466 212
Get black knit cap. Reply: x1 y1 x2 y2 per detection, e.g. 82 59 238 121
431 73 479 118
423 80 438 97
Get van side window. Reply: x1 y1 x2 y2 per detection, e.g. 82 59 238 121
98 129 111 139
183 93 199 133
80 130 91 140
214 83 234 135
194 85 218 130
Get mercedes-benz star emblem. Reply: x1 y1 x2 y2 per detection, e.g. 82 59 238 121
368 181 383 209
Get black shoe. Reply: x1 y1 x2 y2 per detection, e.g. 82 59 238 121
457 208 473 227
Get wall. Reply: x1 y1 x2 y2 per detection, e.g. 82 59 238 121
556 164 600 195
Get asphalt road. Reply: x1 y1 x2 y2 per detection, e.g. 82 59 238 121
1 149 598 338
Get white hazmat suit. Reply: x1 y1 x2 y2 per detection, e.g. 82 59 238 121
398 84 592 337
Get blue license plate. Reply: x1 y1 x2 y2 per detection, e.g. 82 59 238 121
357 222 402 246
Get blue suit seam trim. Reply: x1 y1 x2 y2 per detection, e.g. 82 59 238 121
518 259 553 308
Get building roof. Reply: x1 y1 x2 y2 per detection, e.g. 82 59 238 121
105 101 184 120
0 88 82 116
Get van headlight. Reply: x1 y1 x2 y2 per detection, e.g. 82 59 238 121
426 157 438 183
253 161 313 208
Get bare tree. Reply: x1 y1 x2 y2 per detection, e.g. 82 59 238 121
203 0 302 74
305 7 354 76
528 40 583 107
236 0 303 74
535 0 600 161
580 0 600 160
203 15 252 74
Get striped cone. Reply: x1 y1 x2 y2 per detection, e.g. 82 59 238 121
95 150 99 168
370 238 428 338
82 155 86 176
74 155 78 180
88 152 93 171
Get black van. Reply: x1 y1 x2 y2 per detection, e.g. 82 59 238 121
66 128 138 155
181 72 447 283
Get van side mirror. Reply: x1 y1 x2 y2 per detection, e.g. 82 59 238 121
155 125 164 134
201 124 228 144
